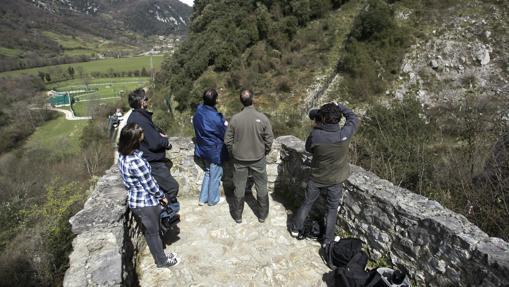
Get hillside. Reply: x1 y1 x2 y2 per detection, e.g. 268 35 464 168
154 0 508 239
0 0 192 72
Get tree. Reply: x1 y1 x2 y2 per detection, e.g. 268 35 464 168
38 71 46 82
67 66 75 79
141 67 149 77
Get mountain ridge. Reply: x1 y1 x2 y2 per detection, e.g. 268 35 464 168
0 0 192 72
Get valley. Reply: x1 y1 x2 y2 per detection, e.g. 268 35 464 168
0 0 508 286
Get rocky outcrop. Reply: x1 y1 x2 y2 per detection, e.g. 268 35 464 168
64 136 509 286
395 1 508 107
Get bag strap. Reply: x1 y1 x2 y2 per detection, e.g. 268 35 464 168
364 269 383 287
326 242 335 269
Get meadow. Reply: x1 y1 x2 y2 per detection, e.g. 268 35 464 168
24 115 89 156
0 55 164 78
53 77 150 116
41 31 136 57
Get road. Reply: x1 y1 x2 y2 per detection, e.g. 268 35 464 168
47 106 92 120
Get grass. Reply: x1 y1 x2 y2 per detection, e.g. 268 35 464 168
52 77 149 116
42 31 88 50
63 49 97 56
24 115 88 156
0 47 19 57
73 98 120 116
51 77 149 91
0 56 164 78
42 31 135 57
52 77 149 89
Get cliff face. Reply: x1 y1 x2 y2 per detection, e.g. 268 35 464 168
64 136 509 287
394 1 508 108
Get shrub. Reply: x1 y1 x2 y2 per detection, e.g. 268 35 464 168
340 0 413 101
276 76 292 93
354 96 435 192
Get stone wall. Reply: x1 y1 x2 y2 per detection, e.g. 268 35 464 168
64 136 509 286
64 167 125 286
274 136 509 287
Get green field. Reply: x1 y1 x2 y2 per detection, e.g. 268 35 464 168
0 47 19 57
25 115 89 156
0 56 164 78
42 31 136 57
53 77 149 116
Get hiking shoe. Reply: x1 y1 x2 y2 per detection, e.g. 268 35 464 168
258 217 266 223
156 256 180 268
166 252 177 259
289 228 299 238
198 202 206 206
209 197 225 206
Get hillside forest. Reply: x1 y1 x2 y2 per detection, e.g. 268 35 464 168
153 0 508 241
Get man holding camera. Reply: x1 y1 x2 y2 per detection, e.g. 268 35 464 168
126 88 179 201
290 102 359 247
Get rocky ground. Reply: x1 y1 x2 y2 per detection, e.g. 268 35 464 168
137 194 331 287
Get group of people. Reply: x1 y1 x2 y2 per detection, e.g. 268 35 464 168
117 87 358 269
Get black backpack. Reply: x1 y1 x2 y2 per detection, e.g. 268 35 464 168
325 238 364 269
299 218 323 240
334 252 383 287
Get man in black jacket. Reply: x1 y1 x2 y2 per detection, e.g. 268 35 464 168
126 88 179 200
290 102 359 246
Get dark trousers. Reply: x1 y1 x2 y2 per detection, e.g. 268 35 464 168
150 160 179 201
131 205 166 265
232 157 269 220
293 179 342 244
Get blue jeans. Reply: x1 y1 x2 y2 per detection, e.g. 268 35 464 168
199 160 223 205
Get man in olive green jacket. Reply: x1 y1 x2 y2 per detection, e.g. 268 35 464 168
224 89 274 224
290 102 359 246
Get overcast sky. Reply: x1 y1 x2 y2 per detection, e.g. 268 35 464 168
180 0 194 6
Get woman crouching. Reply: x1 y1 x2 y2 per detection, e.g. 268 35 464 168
118 123 180 268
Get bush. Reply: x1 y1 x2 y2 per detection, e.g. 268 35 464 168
276 76 292 93
340 0 413 102
354 96 435 192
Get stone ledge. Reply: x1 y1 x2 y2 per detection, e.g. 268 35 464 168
64 166 129 287
275 135 509 287
64 136 509 287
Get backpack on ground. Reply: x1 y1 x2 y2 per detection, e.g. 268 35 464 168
325 238 364 269
299 217 323 240
334 252 383 287
324 238 411 287
374 268 411 287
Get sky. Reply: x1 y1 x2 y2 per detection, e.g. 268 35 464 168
180 0 194 6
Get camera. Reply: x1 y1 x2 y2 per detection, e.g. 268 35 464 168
308 108 321 121
160 200 180 229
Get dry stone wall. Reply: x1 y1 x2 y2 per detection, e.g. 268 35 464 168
274 135 509 287
64 136 509 287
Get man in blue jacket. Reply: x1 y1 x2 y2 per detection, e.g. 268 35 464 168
193 88 228 206
126 88 179 201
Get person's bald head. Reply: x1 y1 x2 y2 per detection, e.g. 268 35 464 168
240 89 253 107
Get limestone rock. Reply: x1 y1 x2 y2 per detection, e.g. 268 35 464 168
475 46 491 65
